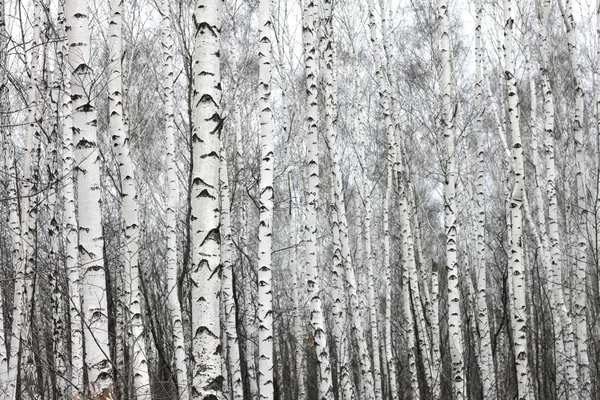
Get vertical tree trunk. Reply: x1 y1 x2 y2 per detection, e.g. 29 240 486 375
287 169 307 400
358 118 383 400
364 2 400 394
558 1 591 395
437 0 465 397
8 1 42 396
161 0 189 397
503 1 531 398
190 0 224 398
383 161 398 400
58 0 83 394
302 0 334 398
220 139 242 400
538 1 576 396
66 0 113 394
108 0 150 397
474 2 496 398
0 0 10 391
258 0 275 396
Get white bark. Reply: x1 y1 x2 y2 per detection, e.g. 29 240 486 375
358 120 382 400
474 2 496 398
302 0 334 398
364 2 399 395
161 0 189 397
503 1 531 397
8 1 42 396
258 0 275 396
287 169 307 400
558 0 591 394
46 43 68 397
108 0 150 396
66 0 113 394
438 0 465 397
538 1 576 396
220 141 242 400
383 163 398 400
400 192 420 399
58 0 83 393
596 0 600 331
191 0 224 397
0 0 10 390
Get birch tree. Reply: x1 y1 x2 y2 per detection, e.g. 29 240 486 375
161 0 189 397
302 0 334 398
190 0 225 397
474 1 496 398
65 0 113 394
257 0 275 396
558 0 591 395
8 1 43 396
437 0 465 397
503 0 531 397
108 0 150 396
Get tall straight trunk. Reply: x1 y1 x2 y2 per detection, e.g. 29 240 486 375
383 162 398 400
220 140 243 400
46 43 68 397
190 0 224 398
302 1 334 398
596 0 600 327
8 1 42 396
287 169 307 400
321 2 375 398
329 111 350 399
161 0 189 397
437 0 465 397
0 0 10 391
364 3 399 395
58 0 83 393
503 1 531 398
399 191 420 399
65 0 113 394
108 0 150 396
558 0 590 394
257 0 275 396
474 1 496 398
538 1 576 396
358 119 382 400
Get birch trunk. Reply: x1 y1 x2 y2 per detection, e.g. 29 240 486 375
364 2 400 395
0 0 10 390
190 0 224 397
596 0 600 330
46 46 68 397
383 163 398 400
65 0 113 393
108 0 150 396
539 1 576 396
474 1 496 397
329 132 350 399
503 1 531 397
302 0 334 398
57 0 83 392
438 0 465 396
258 0 275 395
400 192 420 399
358 121 382 400
8 1 42 396
161 0 189 397
287 169 307 400
220 140 242 400
558 0 591 394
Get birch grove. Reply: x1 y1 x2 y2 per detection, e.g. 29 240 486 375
1 0 600 399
